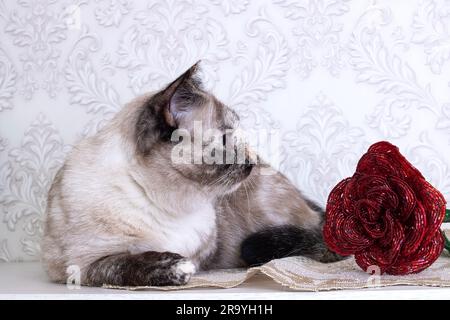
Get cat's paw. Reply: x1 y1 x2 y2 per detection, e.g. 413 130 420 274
169 258 197 285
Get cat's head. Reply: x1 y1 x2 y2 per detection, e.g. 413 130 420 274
134 62 255 194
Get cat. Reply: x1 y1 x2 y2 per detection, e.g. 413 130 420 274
42 62 341 287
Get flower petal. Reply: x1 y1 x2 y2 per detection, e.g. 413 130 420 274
400 201 427 256
324 178 373 255
387 231 444 275
356 217 404 273
387 176 416 222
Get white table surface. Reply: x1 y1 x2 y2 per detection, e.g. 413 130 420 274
0 262 449 300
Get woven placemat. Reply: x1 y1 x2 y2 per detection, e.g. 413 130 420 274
104 250 450 292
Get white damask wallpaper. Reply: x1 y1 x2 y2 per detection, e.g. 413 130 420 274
1 0 450 262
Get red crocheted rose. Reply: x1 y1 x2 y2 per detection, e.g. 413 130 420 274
323 141 447 275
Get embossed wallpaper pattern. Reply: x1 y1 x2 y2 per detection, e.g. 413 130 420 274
0 0 450 262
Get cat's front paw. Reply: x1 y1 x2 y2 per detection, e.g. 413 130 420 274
169 258 197 285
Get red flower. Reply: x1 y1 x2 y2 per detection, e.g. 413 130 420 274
323 141 447 275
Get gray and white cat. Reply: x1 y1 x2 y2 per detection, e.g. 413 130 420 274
42 62 341 287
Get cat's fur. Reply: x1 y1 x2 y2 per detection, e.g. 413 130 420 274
42 62 341 287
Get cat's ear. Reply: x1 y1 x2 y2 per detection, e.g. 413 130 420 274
135 61 203 155
160 61 203 127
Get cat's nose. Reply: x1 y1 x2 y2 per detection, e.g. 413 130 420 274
243 158 254 174
244 157 254 167
244 148 258 166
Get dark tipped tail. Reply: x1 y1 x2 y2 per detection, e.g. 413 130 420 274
240 225 344 267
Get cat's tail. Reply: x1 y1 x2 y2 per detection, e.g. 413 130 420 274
240 225 345 266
